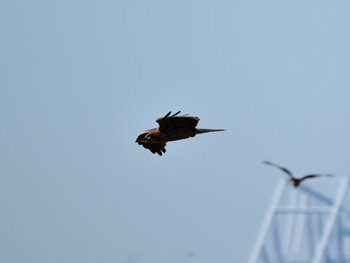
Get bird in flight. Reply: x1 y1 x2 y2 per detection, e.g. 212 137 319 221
135 111 225 155
263 160 333 188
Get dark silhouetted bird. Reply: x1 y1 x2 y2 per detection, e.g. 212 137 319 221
136 111 225 155
263 160 333 188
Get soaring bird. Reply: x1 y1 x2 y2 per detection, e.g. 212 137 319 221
263 160 333 188
135 111 225 155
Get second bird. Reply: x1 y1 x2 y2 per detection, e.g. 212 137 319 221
263 160 333 188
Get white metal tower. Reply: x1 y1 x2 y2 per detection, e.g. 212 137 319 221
249 176 350 263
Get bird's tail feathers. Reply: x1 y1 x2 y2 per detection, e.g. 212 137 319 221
196 128 226 134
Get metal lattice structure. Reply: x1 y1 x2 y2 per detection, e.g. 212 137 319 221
249 176 350 263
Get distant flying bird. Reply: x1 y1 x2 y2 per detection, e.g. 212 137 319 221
263 160 333 188
135 111 225 156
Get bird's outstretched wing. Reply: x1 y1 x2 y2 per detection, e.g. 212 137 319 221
263 160 294 178
300 174 333 182
156 111 200 132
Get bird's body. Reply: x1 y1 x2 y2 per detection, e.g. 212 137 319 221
263 160 332 188
136 111 225 155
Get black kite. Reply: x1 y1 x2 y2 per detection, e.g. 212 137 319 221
263 160 333 188
136 111 225 155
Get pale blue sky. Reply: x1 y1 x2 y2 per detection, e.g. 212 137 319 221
1 0 350 262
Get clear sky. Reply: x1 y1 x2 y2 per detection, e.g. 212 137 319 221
1 0 350 262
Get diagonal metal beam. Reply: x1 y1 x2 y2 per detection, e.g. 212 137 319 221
311 177 349 263
248 178 287 263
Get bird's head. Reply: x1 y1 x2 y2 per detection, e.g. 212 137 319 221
135 130 152 144
290 179 301 188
